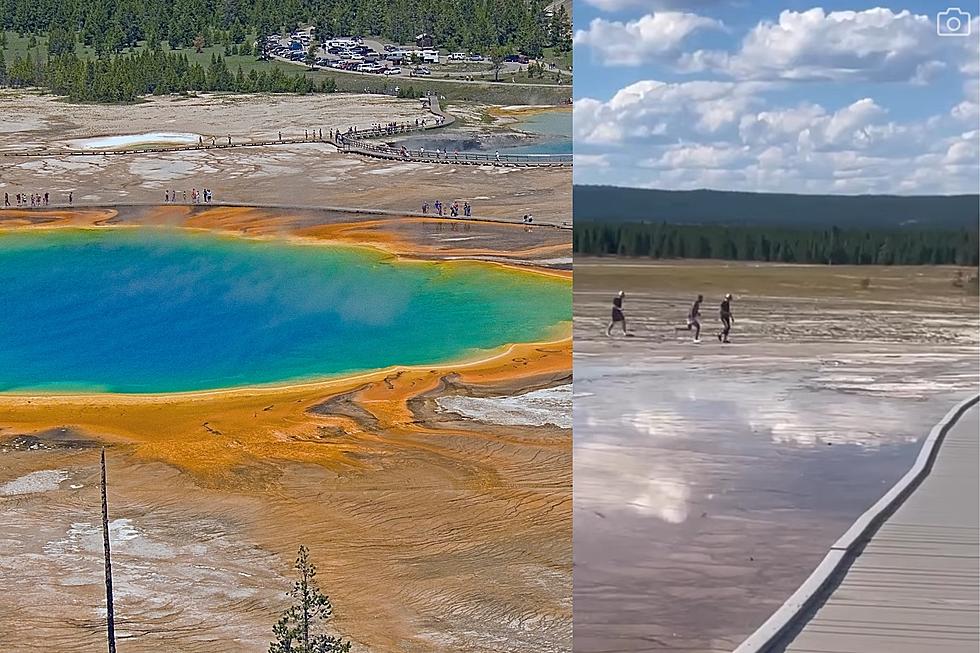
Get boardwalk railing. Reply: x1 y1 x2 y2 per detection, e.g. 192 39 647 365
0 95 571 167
336 138 571 166
1 137 330 158
0 201 573 230
335 94 571 167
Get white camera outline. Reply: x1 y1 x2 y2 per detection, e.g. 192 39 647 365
937 7 972 36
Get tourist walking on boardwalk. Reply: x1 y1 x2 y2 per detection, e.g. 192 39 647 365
422 201 429 214
435 200 443 216
718 294 734 343
68 191 72 205
463 202 470 217
3 193 8 208
227 135 232 145
165 190 170 203
606 291 628 337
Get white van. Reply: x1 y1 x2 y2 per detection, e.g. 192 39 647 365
449 52 466 61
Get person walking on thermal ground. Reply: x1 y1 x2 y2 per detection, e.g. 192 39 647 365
606 291 627 337
675 294 703 342
718 294 734 343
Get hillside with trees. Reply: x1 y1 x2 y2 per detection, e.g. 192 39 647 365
0 0 570 101
574 185 979 231
573 186 979 266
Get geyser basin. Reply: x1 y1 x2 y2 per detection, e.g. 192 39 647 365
67 132 201 150
0 229 569 393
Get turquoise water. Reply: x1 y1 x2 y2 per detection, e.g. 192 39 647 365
506 110 572 155
392 109 571 155
0 229 570 393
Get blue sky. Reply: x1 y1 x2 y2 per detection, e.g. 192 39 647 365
573 1 980 194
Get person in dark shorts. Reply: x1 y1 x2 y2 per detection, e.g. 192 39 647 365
718 293 734 343
677 294 703 342
606 291 627 337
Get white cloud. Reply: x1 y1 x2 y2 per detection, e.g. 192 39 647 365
574 97 624 144
647 144 749 169
575 154 611 168
575 78 977 194
952 79 980 123
944 131 979 165
691 8 958 83
574 12 723 66
576 80 766 149
574 5 979 195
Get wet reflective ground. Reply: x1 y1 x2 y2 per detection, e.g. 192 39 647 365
573 262 979 652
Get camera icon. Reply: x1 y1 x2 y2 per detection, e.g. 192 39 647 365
937 8 972 36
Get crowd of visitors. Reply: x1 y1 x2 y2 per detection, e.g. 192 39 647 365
2 191 72 207
421 200 472 217
164 188 214 204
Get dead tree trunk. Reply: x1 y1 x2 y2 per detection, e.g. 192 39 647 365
100 448 117 653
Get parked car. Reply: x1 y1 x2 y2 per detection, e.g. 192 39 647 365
468 54 484 61
449 52 466 61
412 66 431 76
384 67 402 75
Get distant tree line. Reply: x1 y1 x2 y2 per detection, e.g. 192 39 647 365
0 0 569 58
573 186 980 231
574 222 980 266
2 49 335 102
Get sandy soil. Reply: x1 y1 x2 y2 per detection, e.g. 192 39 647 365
572 260 979 652
0 91 572 223
0 207 572 652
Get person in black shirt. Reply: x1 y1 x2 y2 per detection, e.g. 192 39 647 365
718 293 734 343
606 291 627 336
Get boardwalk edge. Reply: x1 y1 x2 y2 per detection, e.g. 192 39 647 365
731 392 980 653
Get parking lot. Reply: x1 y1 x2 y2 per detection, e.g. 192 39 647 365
264 28 557 81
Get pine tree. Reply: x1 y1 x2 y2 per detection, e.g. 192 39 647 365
549 5 571 53
305 41 317 69
269 546 351 653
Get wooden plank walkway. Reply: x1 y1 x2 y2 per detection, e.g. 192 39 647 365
780 402 979 653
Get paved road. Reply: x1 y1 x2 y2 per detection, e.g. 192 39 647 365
779 402 979 652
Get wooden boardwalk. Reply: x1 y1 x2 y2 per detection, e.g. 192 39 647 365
778 401 979 652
